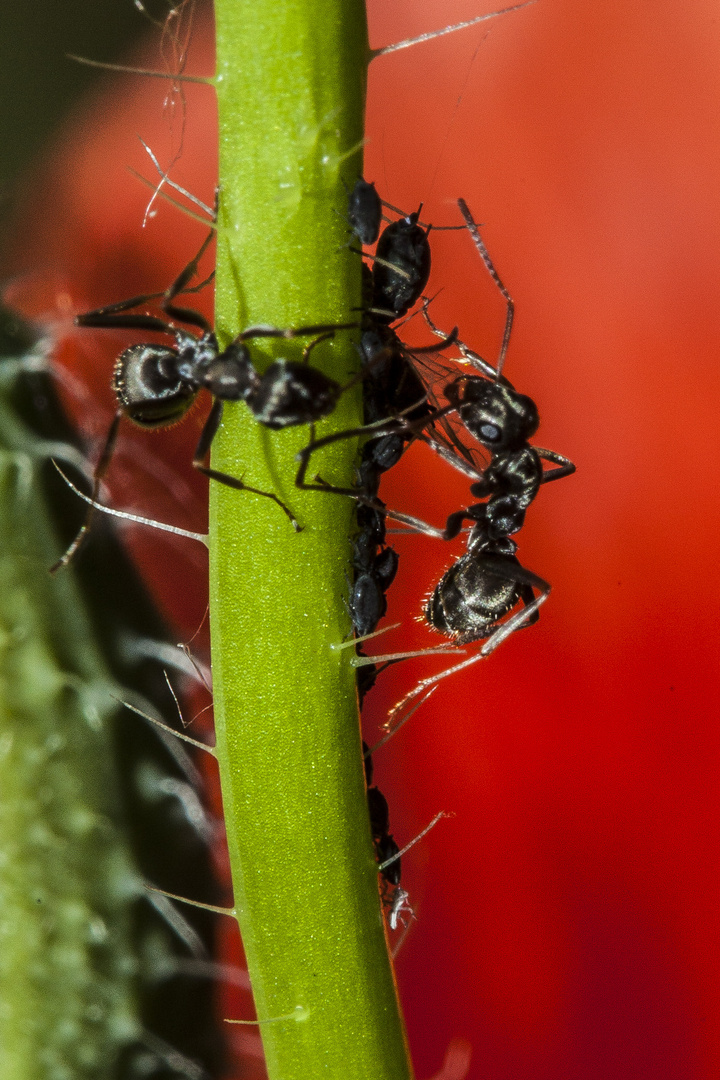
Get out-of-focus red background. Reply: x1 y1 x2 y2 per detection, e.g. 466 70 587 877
5 1 720 1077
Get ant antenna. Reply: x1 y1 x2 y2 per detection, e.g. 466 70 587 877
457 198 514 375
52 462 209 548
378 811 450 874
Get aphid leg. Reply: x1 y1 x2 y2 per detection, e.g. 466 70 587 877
192 398 302 530
50 409 122 572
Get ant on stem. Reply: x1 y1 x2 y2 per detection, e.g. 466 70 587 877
54 227 359 570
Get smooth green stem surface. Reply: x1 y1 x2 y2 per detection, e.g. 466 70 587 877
211 3 413 1080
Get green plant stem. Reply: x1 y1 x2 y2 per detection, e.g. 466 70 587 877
211 2 413 1079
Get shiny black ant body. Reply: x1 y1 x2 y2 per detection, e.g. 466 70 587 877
54 229 358 569
426 523 549 651
297 198 575 684
344 185 456 654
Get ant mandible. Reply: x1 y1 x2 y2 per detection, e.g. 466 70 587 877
53 228 357 571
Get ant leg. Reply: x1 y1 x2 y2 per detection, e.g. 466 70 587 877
295 449 451 538
479 568 550 655
294 417 463 541
162 227 216 332
457 198 514 377
301 333 335 365
418 435 482 481
381 566 550 729
75 310 177 333
50 409 123 573
421 306 499 380
193 399 301 531
536 447 577 483
235 321 357 345
405 327 459 355
75 276 215 330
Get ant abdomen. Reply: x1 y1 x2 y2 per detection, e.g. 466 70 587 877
113 344 197 428
426 550 525 646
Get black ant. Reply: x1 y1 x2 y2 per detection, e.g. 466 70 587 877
354 521 551 733
53 228 358 570
295 199 575 691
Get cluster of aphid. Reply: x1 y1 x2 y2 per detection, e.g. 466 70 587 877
312 179 575 919
60 176 574 933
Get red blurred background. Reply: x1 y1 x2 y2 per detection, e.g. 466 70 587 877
4 0 720 1077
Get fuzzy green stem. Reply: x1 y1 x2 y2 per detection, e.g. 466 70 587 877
210 3 413 1079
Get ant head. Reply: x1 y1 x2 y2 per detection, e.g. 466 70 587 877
113 343 198 428
453 379 539 451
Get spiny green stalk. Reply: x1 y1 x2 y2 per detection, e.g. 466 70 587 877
0 321 141 1078
0 310 221 1078
210 2 413 1078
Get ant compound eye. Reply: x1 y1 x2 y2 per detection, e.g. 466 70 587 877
480 422 501 443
